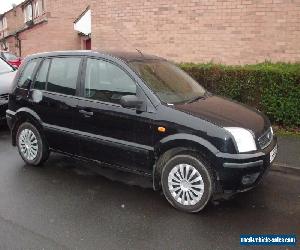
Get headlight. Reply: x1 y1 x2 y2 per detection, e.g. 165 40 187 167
225 127 257 153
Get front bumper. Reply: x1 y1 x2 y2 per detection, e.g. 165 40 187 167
215 136 278 194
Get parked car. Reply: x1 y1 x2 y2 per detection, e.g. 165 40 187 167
0 51 22 68
6 51 278 213
0 57 16 124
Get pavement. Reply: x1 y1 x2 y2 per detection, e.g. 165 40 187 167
272 136 300 176
0 126 299 249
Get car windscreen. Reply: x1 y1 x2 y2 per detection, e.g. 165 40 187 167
3 52 18 61
0 58 14 75
130 60 206 104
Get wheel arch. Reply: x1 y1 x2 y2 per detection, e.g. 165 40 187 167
152 134 219 190
12 108 43 146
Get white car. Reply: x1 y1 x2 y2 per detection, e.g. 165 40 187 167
0 57 16 124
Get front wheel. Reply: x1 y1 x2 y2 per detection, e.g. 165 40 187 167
161 153 213 213
16 122 49 166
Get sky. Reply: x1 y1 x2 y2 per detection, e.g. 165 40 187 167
0 0 24 14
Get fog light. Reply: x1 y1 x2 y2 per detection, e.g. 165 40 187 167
241 173 260 185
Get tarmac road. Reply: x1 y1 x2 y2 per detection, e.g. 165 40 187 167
0 126 299 250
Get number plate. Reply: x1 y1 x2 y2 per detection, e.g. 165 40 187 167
270 144 278 163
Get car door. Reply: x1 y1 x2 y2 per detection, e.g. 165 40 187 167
75 57 154 174
28 56 82 155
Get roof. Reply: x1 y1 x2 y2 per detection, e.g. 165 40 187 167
74 6 90 24
26 50 164 62
105 50 163 62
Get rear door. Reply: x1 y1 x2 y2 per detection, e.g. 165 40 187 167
29 56 83 154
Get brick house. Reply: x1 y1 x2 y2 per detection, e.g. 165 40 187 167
0 0 90 57
90 0 300 64
1 0 300 64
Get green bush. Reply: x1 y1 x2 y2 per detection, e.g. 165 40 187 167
180 62 300 127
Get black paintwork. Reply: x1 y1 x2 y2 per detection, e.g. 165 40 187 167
6 50 277 195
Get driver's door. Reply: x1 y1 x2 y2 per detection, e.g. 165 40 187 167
75 58 153 174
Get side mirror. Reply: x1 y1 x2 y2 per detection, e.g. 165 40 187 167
31 89 43 103
120 95 144 110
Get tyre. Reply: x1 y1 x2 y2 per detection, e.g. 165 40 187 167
161 153 213 213
16 122 49 166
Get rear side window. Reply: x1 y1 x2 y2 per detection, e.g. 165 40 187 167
18 59 38 88
4 52 18 61
47 57 81 96
34 59 50 90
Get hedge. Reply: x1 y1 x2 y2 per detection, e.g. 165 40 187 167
180 62 300 127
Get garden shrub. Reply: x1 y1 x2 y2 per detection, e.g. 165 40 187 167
180 62 300 127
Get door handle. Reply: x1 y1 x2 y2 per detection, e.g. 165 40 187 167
79 109 94 117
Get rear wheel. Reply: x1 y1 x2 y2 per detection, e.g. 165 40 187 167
16 122 49 166
161 153 213 213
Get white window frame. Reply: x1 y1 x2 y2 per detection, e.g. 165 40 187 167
2 17 7 30
24 4 33 23
0 17 7 31
34 1 39 18
34 0 43 18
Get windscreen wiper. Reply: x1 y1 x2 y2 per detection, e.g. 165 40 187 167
186 95 205 104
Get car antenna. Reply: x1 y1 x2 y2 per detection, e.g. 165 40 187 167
136 49 144 57
110 21 146 56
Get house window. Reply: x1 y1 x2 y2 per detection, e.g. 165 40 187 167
24 3 33 23
2 17 7 30
0 17 7 31
0 17 8 38
33 0 44 18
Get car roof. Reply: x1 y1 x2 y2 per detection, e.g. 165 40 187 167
26 50 164 63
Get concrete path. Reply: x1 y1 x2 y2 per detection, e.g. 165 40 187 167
273 136 300 175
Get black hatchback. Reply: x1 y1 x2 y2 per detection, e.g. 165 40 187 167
7 51 278 213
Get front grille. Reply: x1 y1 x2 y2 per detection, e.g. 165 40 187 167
0 94 9 104
258 127 273 149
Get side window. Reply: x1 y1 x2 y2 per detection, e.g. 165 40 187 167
18 59 38 88
34 58 50 90
84 58 136 104
47 57 81 96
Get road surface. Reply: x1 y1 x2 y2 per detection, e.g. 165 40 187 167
0 127 299 249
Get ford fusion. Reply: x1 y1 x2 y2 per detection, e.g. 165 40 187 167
6 51 277 213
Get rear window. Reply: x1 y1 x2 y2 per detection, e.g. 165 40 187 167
3 52 18 61
47 57 81 96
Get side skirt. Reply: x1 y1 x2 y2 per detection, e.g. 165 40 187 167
49 148 153 178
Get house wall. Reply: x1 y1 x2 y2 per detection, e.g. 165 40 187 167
3 6 24 35
91 0 300 64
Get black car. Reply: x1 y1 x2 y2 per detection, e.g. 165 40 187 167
6 51 278 213
0 57 16 124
